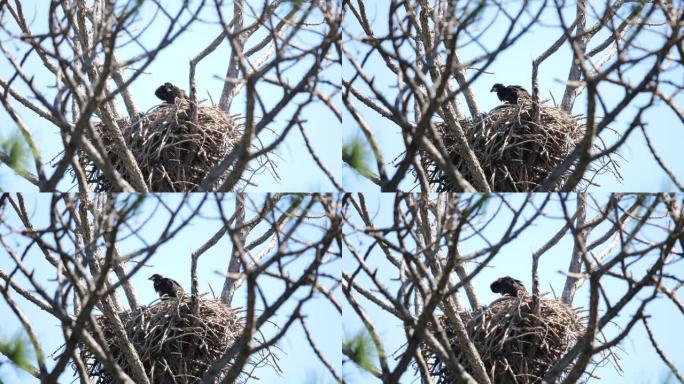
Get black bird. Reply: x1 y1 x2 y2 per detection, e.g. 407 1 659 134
148 274 184 299
490 276 526 297
154 82 186 104
490 83 530 104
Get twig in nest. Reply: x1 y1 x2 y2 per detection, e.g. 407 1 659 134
75 297 280 384
417 100 620 191
79 100 264 192
419 295 603 384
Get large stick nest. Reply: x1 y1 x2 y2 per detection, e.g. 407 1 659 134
81 100 244 192
419 101 620 191
78 297 273 384
421 296 585 384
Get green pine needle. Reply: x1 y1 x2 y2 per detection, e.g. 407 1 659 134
342 138 373 179
0 335 33 372
1 134 30 178
343 330 377 374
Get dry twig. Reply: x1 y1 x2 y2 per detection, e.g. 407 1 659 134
77 297 279 384
419 101 620 191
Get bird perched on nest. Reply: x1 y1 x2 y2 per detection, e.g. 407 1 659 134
154 82 186 104
490 276 527 297
490 83 530 104
149 274 184 299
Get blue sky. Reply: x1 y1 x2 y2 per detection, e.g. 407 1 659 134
0 1 340 192
342 193 684 384
0 194 341 383
342 2 684 192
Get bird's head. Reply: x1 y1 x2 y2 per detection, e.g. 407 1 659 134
490 276 525 296
490 277 503 292
148 274 162 281
491 276 513 290
490 83 504 92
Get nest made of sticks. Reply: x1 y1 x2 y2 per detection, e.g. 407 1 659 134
419 101 620 192
77 297 271 384
420 296 585 384
81 100 244 192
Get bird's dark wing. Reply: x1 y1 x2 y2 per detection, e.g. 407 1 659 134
513 279 526 294
506 278 526 297
509 85 530 98
156 278 176 297
169 279 184 297
175 88 186 100
495 87 516 103
505 281 518 296
495 89 508 103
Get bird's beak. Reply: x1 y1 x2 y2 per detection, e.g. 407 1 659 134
490 87 495 92
148 276 154 280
